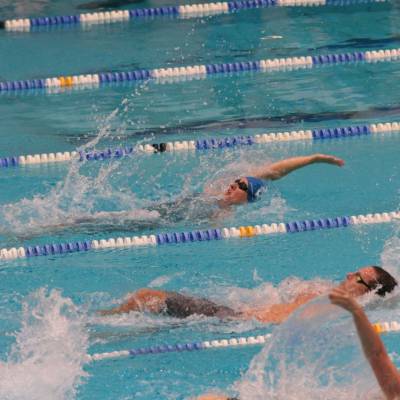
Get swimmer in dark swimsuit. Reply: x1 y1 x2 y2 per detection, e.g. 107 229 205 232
99 266 397 324
13 153 343 239
192 267 398 400
99 289 241 319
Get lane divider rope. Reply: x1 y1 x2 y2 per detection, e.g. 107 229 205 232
0 121 398 168
87 320 400 361
0 48 399 93
87 333 271 362
1 0 387 32
1 211 399 260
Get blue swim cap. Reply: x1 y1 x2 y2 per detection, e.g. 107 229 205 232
246 176 266 202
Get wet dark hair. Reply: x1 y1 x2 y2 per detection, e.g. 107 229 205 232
369 266 398 297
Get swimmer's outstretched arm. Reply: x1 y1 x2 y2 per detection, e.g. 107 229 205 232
330 288 400 400
253 154 344 180
243 292 317 324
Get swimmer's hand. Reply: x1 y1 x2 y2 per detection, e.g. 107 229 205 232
313 154 345 167
329 287 360 314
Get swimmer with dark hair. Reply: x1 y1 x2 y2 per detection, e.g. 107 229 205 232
191 267 398 400
100 266 397 324
329 287 400 400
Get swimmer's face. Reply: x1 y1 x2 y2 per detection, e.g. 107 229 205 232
338 266 379 297
223 177 248 205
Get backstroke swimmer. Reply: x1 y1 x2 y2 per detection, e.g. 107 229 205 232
193 274 399 400
68 153 344 228
10 153 344 238
99 265 397 324
192 267 400 400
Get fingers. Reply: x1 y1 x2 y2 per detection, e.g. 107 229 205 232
325 155 345 166
333 157 345 167
330 287 348 297
329 287 348 302
315 154 345 166
329 287 359 313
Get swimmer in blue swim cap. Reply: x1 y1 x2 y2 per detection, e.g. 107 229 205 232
217 153 344 207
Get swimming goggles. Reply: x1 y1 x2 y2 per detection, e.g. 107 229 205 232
356 272 373 291
234 179 248 192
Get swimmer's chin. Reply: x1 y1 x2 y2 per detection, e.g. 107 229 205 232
217 198 232 208
217 198 246 208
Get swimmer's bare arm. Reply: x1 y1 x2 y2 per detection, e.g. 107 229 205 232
253 154 344 180
330 288 400 400
243 292 317 324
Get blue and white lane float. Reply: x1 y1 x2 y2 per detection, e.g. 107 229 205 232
88 333 271 362
1 0 387 32
89 319 400 361
0 120 398 169
0 48 399 93
0 211 399 260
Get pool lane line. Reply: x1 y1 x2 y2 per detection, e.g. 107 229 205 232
1 0 387 32
0 48 399 93
0 121 398 169
88 333 272 361
88 320 400 361
0 211 399 260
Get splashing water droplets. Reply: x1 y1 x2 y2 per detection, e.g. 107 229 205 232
0 288 89 400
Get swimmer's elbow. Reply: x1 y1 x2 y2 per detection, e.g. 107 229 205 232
268 172 283 180
258 169 282 181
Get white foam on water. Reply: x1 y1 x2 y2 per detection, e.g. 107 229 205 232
148 272 184 288
205 277 333 311
381 234 400 278
0 288 89 400
232 231 400 400
235 296 383 400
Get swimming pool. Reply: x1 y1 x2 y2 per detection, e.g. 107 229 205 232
0 0 400 399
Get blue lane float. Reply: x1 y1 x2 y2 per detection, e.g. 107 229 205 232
88 333 271 361
0 211 397 260
0 48 399 94
88 319 400 361
2 0 387 32
1 120 398 169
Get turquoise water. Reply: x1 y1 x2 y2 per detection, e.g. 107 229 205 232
0 1 400 399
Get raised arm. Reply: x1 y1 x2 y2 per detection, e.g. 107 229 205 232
330 288 400 400
253 154 344 180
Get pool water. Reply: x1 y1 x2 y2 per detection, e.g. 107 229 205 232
0 0 400 399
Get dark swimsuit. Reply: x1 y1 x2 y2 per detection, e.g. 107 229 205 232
164 292 238 319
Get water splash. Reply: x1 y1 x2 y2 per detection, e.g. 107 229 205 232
205 276 333 311
381 234 400 278
232 229 400 400
0 288 89 400
0 88 156 239
0 93 288 241
235 296 382 400
88 277 333 338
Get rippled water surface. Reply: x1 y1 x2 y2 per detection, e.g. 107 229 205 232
0 0 399 399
